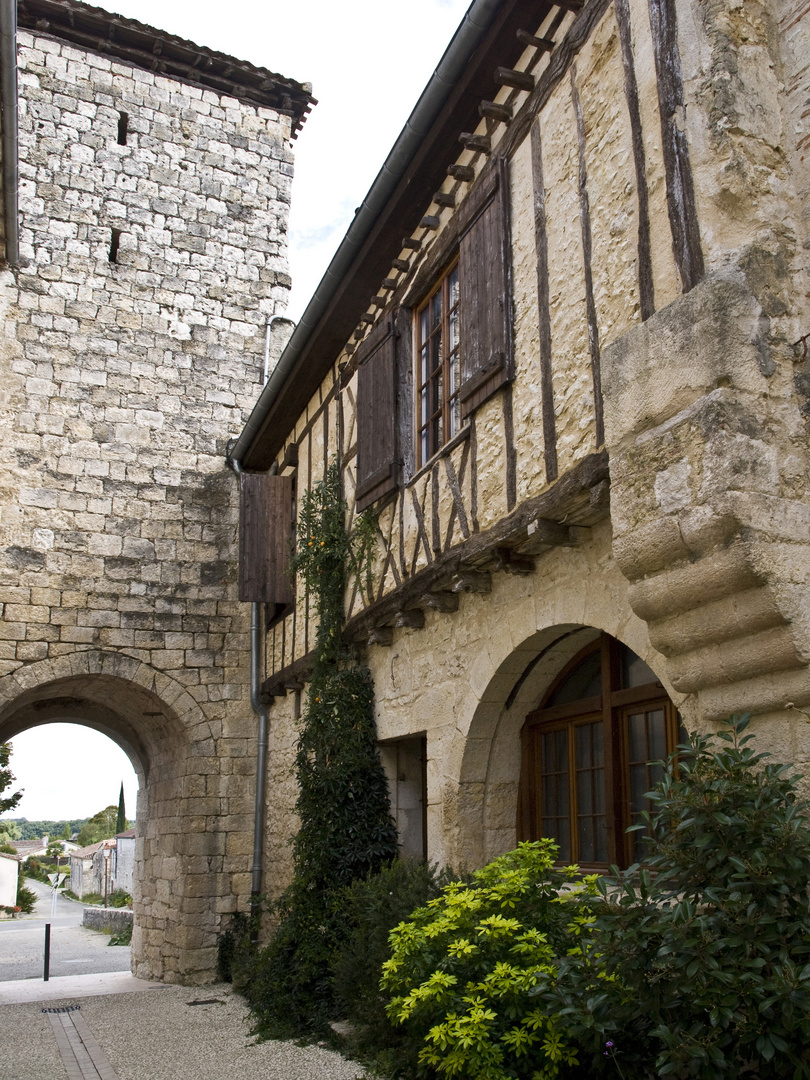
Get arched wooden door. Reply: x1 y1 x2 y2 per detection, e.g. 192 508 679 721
518 634 681 869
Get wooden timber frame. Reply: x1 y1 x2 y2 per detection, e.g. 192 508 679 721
243 0 707 698
261 452 609 701
240 0 563 470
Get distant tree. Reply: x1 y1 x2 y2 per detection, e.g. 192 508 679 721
46 839 65 863
5 818 90 840
61 822 71 841
0 820 21 843
116 783 126 834
77 805 118 847
0 743 22 816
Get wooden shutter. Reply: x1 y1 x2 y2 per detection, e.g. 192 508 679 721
355 314 399 512
238 472 295 604
458 157 513 418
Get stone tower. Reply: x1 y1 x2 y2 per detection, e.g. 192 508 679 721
0 0 312 982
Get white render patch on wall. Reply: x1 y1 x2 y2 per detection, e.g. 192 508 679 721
0 28 296 983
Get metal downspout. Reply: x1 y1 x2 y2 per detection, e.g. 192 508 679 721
249 601 268 933
0 0 19 265
230 456 271 937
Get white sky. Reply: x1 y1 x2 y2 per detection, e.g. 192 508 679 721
1 0 472 824
2 725 139 824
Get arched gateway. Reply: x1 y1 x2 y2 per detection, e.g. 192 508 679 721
0 651 240 983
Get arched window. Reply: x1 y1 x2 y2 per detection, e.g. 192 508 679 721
517 634 681 869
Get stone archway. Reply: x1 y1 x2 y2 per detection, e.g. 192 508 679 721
0 651 237 983
447 618 678 870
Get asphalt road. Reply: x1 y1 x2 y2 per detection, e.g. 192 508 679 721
0 878 131 982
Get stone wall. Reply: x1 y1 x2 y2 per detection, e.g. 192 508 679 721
83 906 133 935
0 27 295 981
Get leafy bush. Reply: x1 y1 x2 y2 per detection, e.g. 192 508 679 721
24 857 49 882
108 922 132 946
217 910 254 983
108 888 132 908
330 858 463 1072
382 841 596 1080
16 883 37 913
546 716 810 1079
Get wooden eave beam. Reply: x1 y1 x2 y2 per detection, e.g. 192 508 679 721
241 0 553 470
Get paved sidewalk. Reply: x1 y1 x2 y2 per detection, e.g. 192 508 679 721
0 971 163 1006
0 974 366 1080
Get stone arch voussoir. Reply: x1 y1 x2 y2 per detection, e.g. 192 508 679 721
0 650 222 984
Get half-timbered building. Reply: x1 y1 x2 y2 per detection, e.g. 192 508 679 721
230 0 810 882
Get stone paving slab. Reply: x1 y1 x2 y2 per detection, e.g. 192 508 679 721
0 980 367 1080
0 971 164 1005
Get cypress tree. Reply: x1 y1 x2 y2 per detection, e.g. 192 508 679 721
116 782 126 834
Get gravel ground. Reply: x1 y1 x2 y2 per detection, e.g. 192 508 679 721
0 982 368 1080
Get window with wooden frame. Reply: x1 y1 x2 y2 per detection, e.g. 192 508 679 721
352 158 513 506
517 634 682 870
416 260 460 467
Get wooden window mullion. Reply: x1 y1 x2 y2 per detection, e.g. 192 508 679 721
520 635 676 870
603 635 621 866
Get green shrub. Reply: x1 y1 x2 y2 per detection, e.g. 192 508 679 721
108 888 132 908
330 859 463 1073
381 841 596 1080
15 883 37 913
24 857 49 882
108 922 132 946
546 716 810 1079
217 910 254 983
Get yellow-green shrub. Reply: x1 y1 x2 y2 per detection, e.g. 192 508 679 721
381 841 596 1080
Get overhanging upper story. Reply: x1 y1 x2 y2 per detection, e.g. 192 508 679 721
233 0 810 688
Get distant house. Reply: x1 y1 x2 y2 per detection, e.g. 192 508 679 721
11 838 49 861
11 836 78 864
69 839 115 899
112 830 135 896
0 852 18 908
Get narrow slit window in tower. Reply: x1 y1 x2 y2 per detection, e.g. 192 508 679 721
117 111 129 145
109 228 122 263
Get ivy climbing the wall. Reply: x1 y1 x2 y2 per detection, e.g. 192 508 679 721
237 462 398 1037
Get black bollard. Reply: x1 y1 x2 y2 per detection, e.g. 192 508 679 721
44 923 50 981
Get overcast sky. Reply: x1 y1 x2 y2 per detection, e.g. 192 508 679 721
1 0 472 825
